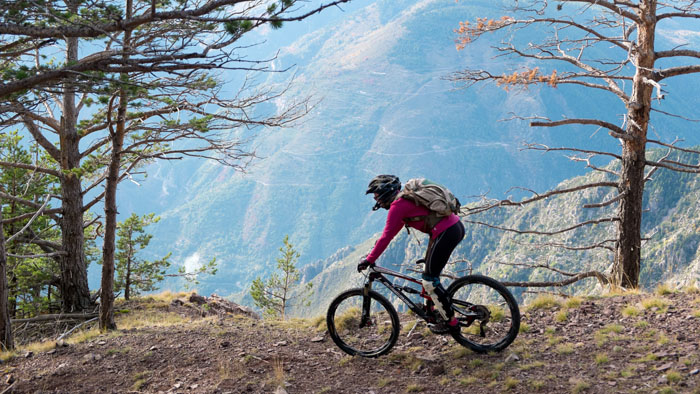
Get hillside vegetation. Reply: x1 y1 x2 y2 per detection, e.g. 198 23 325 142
3 288 700 393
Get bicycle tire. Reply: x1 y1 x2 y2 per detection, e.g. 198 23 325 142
326 288 400 357
447 274 520 353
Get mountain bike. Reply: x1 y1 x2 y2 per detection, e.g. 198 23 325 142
326 262 520 357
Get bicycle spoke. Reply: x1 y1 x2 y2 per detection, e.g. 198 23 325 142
447 275 520 353
327 289 400 357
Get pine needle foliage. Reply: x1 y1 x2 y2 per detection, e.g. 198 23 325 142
250 236 313 319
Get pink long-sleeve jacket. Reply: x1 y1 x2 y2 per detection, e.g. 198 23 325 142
366 197 460 263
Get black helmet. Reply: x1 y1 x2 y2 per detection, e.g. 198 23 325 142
366 175 401 211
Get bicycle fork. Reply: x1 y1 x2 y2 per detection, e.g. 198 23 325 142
359 282 373 328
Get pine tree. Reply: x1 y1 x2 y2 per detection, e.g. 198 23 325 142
114 213 171 300
250 236 313 319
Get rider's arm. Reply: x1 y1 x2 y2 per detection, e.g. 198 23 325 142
365 199 407 263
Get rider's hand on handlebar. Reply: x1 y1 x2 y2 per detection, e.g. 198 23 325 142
357 258 374 272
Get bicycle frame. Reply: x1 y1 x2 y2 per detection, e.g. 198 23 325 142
360 265 484 330
361 265 435 321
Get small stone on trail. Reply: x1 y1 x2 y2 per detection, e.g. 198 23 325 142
505 353 520 363
273 341 288 347
416 354 439 363
310 336 324 343
273 386 288 394
690 369 699 376
53 363 68 376
83 353 102 362
171 299 184 306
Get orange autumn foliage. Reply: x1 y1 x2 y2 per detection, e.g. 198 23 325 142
454 16 514 50
496 68 558 90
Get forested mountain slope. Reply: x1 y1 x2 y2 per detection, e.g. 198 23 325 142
118 0 700 298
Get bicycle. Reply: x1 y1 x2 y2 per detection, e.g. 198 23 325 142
326 261 520 357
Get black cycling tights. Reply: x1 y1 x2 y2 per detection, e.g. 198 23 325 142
424 221 465 278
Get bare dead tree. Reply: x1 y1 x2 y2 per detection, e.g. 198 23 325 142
451 0 700 289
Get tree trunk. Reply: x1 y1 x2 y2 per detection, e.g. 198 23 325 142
125 257 131 301
100 0 132 329
612 1 656 289
0 208 15 350
99 134 119 329
613 148 645 288
59 33 92 312
99 85 127 331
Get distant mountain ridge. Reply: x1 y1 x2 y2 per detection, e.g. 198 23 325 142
117 0 700 298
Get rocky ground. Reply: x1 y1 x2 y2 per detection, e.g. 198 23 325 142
1 288 699 394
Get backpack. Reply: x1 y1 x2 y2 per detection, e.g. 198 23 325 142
398 178 461 232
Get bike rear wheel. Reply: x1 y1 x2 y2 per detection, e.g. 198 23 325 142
326 288 400 357
447 274 520 353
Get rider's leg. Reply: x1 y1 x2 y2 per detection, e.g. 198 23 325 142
421 274 453 320
423 221 466 323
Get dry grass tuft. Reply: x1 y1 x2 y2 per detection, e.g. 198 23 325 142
571 379 591 393
526 294 561 311
641 297 670 312
655 283 675 296
564 296 584 309
621 305 640 317
131 371 151 391
272 356 286 387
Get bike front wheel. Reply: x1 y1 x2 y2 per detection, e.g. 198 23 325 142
326 288 400 358
447 274 520 353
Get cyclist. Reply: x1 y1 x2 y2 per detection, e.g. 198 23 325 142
358 174 465 332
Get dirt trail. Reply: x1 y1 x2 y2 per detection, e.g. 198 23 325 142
2 291 700 393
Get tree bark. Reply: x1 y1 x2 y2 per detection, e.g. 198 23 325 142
99 123 120 329
612 0 657 289
0 208 15 350
100 0 132 330
59 32 92 312
125 256 131 301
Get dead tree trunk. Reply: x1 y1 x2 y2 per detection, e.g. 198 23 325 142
612 2 657 289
